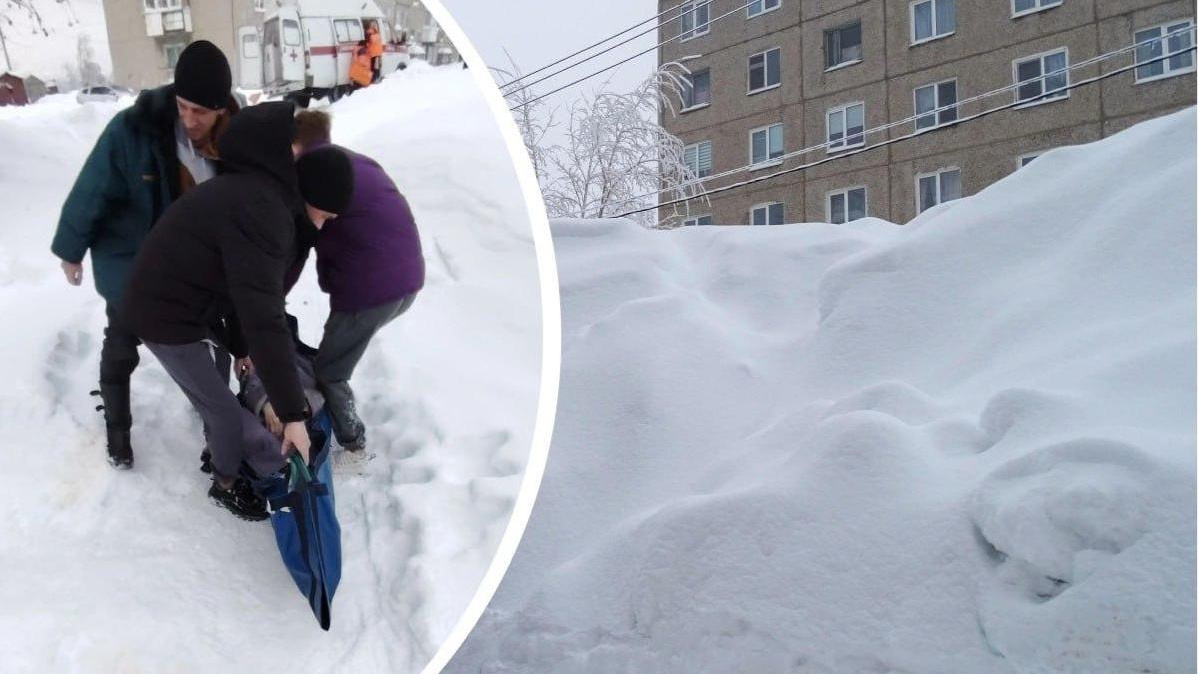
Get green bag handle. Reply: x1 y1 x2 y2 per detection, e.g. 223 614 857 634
288 453 313 490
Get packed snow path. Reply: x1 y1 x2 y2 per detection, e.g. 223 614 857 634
0 65 542 673
446 108 1196 673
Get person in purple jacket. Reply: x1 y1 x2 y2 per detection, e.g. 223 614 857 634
290 110 425 452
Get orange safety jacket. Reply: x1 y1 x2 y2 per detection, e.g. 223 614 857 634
350 48 373 86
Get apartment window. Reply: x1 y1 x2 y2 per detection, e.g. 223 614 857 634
828 187 867 224
750 124 784 166
1134 21 1195 82
827 102 865 152
162 10 185 31
682 69 711 109
165 42 185 69
747 0 781 18
751 202 785 226
917 168 962 213
1014 49 1068 105
1012 0 1062 18
144 0 182 10
684 141 713 178
914 79 958 130
683 215 713 227
825 22 862 70
911 0 955 44
680 1 712 41
253 0 265 11
748 48 781 93
1017 152 1042 168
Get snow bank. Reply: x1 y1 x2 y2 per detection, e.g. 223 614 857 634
0 66 541 672
446 108 1196 673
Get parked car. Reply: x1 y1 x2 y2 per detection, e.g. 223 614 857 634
75 86 123 103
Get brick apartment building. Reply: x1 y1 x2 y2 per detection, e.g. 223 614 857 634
658 0 1195 226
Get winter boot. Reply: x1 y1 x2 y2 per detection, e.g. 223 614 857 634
208 477 268 521
335 399 366 453
95 383 134 469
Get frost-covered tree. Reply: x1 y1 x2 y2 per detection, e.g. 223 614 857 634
500 61 709 229
2 0 78 72
490 51 555 193
75 32 101 85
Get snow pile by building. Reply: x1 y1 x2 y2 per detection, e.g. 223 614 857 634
0 65 541 673
446 108 1196 673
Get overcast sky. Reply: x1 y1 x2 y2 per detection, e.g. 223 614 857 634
438 0 657 108
1 0 110 82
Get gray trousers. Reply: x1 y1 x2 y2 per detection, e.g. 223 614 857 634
315 294 417 443
146 340 284 481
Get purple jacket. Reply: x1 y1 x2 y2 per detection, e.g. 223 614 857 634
309 146 424 314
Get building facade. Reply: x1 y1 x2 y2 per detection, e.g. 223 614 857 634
376 0 460 64
658 0 1195 226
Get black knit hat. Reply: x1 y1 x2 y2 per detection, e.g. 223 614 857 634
174 40 232 111
297 147 354 215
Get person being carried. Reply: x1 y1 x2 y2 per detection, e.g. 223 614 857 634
349 39 374 91
290 110 425 453
51 40 238 469
123 102 355 521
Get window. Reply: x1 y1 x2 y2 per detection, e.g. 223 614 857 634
683 69 710 109
827 187 867 224
751 202 785 226
283 19 301 46
750 124 784 166
914 79 957 130
827 102 865 152
748 48 781 93
1134 21 1195 82
165 43 185 69
1012 0 1062 17
680 1 712 40
916 168 962 213
242 32 261 59
144 0 182 10
683 215 713 227
334 20 351 43
1017 152 1042 168
253 0 265 11
747 0 781 18
911 0 955 43
1014 49 1068 105
684 141 713 178
825 22 862 70
162 10 185 31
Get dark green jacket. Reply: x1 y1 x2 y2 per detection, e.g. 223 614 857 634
51 85 182 308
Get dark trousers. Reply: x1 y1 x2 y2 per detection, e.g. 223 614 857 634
315 294 416 444
100 304 140 385
146 340 281 481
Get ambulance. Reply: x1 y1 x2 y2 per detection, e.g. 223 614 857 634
253 0 410 106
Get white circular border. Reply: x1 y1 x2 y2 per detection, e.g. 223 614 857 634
414 2 561 673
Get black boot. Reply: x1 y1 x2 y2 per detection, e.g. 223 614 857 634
97 382 134 469
208 477 268 521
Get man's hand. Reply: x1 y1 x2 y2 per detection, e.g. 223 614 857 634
61 260 83 286
263 402 284 437
281 421 311 464
236 357 255 377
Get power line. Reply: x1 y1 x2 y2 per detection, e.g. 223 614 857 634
612 39 1197 219
510 0 760 111
610 27 1196 210
501 0 692 91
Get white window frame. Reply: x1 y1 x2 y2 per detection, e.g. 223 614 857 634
910 0 955 45
915 167 962 213
824 21 864 71
164 42 186 69
826 186 868 224
1011 0 1062 19
684 140 713 179
913 78 958 132
747 47 782 95
144 0 182 12
826 101 866 153
746 0 781 19
681 69 711 112
1012 47 1069 109
749 123 785 168
679 1 712 42
1133 20 1196 84
683 214 713 227
750 202 785 226
1016 150 1047 169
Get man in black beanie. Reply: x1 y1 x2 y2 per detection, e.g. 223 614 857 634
122 104 354 521
51 40 237 469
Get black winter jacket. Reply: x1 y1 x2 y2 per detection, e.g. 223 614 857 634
122 102 312 422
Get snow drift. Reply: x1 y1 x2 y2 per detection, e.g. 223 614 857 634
446 108 1196 673
0 66 542 672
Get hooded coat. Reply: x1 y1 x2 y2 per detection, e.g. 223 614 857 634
122 102 312 423
50 84 235 308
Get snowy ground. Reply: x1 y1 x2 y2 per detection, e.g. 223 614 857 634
0 66 542 673
445 108 1197 673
